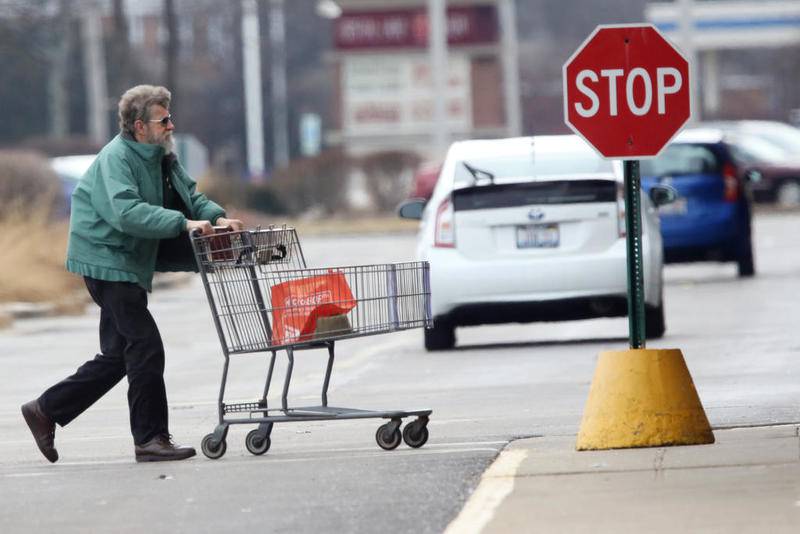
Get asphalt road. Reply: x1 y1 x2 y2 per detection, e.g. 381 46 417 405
1 211 798 533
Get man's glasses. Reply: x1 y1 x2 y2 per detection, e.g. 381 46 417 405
148 115 173 127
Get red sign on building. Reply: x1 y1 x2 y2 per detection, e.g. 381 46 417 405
334 5 498 49
563 24 691 159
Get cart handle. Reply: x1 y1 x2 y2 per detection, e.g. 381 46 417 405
189 225 233 238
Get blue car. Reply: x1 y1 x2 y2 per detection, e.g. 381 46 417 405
640 128 755 277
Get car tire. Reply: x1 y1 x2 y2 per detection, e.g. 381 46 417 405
424 318 455 351
645 300 666 339
776 178 800 208
737 237 755 278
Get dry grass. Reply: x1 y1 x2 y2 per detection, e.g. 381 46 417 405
0 203 84 303
0 203 418 308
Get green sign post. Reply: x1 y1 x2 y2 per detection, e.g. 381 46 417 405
623 160 646 349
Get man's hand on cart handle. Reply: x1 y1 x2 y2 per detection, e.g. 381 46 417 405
216 217 245 231
186 219 214 236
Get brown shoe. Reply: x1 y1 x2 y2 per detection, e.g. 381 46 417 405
135 434 196 463
21 400 58 463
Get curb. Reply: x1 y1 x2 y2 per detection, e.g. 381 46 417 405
468 424 800 534
0 272 194 326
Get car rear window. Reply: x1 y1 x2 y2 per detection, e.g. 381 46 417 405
452 180 617 211
453 151 614 186
640 145 720 176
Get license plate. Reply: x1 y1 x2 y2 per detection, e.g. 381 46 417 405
516 224 559 248
658 197 687 215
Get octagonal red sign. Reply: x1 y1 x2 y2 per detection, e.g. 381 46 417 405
563 24 691 159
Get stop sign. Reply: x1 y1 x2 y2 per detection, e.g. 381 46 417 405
563 24 691 159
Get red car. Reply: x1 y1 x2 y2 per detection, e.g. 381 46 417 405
410 162 442 201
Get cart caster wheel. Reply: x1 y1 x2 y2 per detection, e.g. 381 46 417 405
201 433 227 460
375 423 401 451
402 421 429 449
245 430 271 456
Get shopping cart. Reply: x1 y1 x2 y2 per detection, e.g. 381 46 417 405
189 226 433 459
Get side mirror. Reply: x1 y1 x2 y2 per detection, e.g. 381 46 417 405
649 184 678 207
745 169 762 183
397 198 426 220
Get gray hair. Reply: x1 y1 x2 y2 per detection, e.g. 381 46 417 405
118 85 171 137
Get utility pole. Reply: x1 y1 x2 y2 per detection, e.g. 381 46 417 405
164 0 179 99
428 0 449 158
269 0 290 169
109 0 132 97
49 0 70 138
242 0 266 178
677 0 700 122
81 0 109 143
499 0 521 137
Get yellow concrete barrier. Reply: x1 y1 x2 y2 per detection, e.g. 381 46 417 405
576 348 714 450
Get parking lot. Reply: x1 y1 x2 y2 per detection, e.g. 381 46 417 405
0 209 797 532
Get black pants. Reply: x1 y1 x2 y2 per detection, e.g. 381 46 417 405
39 277 169 445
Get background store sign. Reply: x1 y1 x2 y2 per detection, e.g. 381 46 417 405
334 5 498 49
343 54 472 135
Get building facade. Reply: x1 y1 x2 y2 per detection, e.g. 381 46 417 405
328 0 520 159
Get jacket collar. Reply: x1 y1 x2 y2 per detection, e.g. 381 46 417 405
119 133 166 163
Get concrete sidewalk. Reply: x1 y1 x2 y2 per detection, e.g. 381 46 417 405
448 425 800 533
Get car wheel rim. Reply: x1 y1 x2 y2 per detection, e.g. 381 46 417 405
777 181 800 208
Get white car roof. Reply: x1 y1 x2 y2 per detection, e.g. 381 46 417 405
50 154 96 180
447 135 595 160
671 127 725 144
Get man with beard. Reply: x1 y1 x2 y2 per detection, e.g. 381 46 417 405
21 85 243 463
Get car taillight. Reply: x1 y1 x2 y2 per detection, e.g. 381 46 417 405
434 196 455 248
616 182 627 238
722 162 739 202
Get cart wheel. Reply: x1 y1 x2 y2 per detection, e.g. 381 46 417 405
245 430 271 456
402 421 429 449
375 423 401 451
201 433 227 460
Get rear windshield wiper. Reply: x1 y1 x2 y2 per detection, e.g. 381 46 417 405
462 161 495 185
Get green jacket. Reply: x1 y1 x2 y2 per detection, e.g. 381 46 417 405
65 134 225 291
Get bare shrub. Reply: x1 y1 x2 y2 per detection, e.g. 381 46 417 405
19 136 102 158
198 169 245 209
360 151 421 212
268 149 352 216
0 150 60 213
200 169 288 215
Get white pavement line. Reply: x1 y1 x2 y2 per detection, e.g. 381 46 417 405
443 449 529 534
335 336 410 371
168 336 411 406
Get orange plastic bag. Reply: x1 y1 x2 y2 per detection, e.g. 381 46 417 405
270 272 356 344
